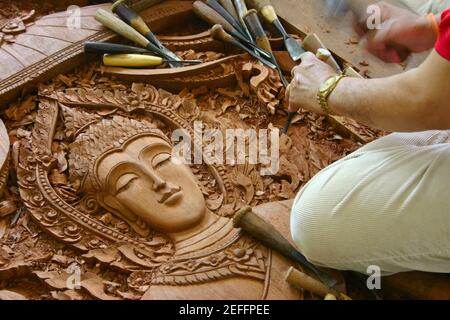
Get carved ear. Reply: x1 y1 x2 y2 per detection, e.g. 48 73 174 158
98 193 151 238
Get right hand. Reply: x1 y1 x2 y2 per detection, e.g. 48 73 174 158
353 1 437 62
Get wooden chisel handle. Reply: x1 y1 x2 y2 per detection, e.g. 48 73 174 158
233 0 249 20
95 9 150 48
248 0 279 23
205 0 245 37
210 24 276 69
249 1 290 37
193 1 239 36
84 41 150 54
244 9 272 53
113 2 151 36
113 2 166 49
219 0 240 22
286 267 339 298
103 54 164 67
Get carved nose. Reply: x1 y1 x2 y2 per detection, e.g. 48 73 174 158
152 178 166 191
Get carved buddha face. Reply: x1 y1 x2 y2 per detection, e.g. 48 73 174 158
95 135 206 234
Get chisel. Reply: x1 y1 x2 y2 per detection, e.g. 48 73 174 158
112 1 182 67
193 1 271 59
243 9 272 53
95 9 184 68
219 0 240 22
233 0 255 45
249 0 305 61
103 54 201 67
85 42 201 65
210 24 276 69
205 0 248 41
243 9 289 88
84 41 151 54
234 206 337 288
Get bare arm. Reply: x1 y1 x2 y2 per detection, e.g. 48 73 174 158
329 50 450 131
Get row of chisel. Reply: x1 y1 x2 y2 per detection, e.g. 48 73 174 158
87 2 202 68
192 0 308 133
88 0 334 133
192 0 306 88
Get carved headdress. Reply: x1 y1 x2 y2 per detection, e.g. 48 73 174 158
62 106 171 193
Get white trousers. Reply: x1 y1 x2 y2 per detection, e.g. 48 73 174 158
291 131 450 275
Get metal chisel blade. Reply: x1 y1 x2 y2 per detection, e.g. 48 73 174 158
284 37 305 62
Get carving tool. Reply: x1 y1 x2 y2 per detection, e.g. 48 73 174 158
205 0 248 41
210 24 276 69
193 1 271 59
85 42 202 66
243 9 271 53
233 0 255 45
249 0 305 61
84 41 150 54
233 206 337 288
112 1 182 67
282 48 335 134
103 54 201 67
95 9 186 68
286 267 339 298
219 0 240 22
286 267 352 300
242 9 289 88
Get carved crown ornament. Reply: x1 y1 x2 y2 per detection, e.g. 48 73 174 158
17 83 275 289
0 10 35 46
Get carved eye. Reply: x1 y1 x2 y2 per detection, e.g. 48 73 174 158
152 153 171 169
115 173 138 195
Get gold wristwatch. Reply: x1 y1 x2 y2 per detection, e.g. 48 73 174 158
317 74 347 115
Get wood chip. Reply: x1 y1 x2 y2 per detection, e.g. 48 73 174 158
0 290 27 300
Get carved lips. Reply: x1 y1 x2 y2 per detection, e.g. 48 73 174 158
159 187 183 205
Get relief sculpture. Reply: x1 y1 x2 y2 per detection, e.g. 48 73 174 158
15 83 306 300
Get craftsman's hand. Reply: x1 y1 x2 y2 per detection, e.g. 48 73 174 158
354 1 437 62
286 52 337 114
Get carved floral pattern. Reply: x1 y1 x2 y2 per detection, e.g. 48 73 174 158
0 10 35 46
153 234 268 286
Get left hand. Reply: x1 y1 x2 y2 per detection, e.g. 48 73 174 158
286 52 337 115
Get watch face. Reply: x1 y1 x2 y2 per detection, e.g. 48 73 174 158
320 76 335 93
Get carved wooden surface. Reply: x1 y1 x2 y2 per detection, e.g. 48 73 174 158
0 119 9 196
0 1 195 108
16 83 311 299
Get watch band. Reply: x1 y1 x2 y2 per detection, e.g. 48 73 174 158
317 74 347 115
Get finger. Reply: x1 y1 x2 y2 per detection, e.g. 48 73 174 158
291 65 301 78
380 47 404 63
298 51 316 64
285 83 291 102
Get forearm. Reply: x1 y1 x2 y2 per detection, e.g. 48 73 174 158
329 51 450 132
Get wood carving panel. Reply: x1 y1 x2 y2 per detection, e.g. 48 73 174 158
15 83 306 299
